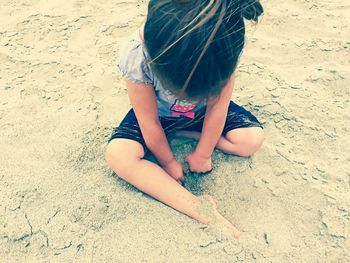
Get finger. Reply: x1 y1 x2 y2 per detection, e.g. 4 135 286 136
176 174 184 182
199 169 213 175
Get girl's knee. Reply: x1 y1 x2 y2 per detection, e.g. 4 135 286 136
105 140 120 164
105 141 124 172
105 139 144 174
226 127 264 157
241 127 264 156
249 127 264 148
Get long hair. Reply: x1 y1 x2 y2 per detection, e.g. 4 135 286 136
144 0 264 100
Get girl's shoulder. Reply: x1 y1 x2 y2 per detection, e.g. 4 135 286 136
117 24 153 84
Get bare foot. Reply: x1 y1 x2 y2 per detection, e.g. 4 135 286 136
194 195 241 239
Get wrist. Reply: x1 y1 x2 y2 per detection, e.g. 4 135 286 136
194 147 212 159
160 156 175 167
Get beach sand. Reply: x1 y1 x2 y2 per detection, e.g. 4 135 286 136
0 0 349 262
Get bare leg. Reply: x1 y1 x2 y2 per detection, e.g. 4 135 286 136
105 139 240 238
176 127 264 157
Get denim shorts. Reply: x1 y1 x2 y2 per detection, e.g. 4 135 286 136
108 101 262 150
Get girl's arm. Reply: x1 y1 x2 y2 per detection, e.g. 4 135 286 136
126 80 184 183
186 74 235 172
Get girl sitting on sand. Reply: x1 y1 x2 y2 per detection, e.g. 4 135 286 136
105 0 264 238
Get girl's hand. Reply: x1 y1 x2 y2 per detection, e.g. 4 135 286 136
162 159 185 185
185 152 212 173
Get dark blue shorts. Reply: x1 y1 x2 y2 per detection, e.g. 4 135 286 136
109 101 262 150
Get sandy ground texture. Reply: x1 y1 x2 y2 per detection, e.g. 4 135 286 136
0 0 349 262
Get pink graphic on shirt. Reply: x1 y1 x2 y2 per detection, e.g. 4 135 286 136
170 100 196 119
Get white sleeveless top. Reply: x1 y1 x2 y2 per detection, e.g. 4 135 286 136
117 28 206 118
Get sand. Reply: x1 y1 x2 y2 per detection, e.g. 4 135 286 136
0 0 349 262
